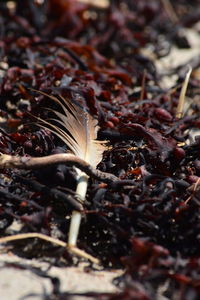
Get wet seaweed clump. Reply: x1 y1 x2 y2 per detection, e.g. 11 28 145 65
0 0 200 299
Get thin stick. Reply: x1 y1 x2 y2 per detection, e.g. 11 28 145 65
184 178 200 205
68 245 100 264
140 69 147 101
0 233 67 247
0 153 118 183
176 66 192 118
0 233 100 264
14 176 83 211
78 0 109 9
161 0 179 24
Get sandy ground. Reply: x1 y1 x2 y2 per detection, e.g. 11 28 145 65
0 252 122 300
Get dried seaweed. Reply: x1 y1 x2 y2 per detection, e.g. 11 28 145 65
0 0 200 299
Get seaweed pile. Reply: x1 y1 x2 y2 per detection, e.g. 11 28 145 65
0 0 200 299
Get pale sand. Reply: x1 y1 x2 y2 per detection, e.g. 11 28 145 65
0 252 122 300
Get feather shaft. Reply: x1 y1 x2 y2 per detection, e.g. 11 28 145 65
68 172 88 246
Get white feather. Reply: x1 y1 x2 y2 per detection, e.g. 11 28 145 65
34 90 106 247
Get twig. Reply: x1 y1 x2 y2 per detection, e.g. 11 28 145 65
0 188 42 210
0 233 66 247
176 66 192 118
161 0 179 24
15 176 83 211
184 177 200 205
0 233 100 264
78 0 109 9
0 153 118 183
139 69 147 101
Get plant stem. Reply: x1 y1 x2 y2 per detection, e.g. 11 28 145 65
176 66 192 118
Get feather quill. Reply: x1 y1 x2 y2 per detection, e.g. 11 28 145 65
34 91 106 247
